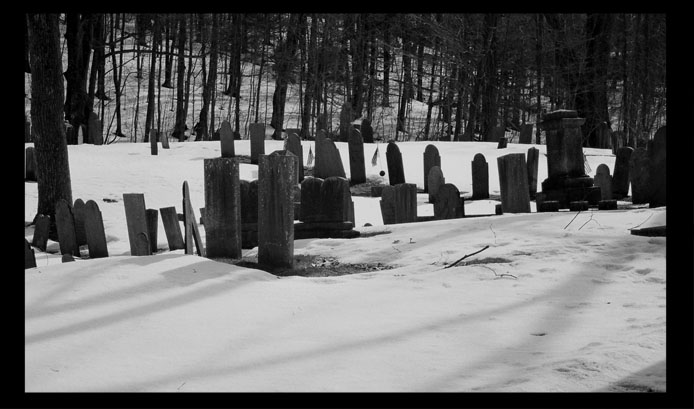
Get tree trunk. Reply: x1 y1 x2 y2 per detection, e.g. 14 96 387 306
172 14 188 141
108 13 125 138
64 13 94 134
270 13 302 140
144 14 160 142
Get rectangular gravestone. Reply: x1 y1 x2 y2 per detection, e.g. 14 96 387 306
284 132 304 182
314 131 346 179
25 239 36 269
471 153 489 200
240 179 259 249
611 147 633 199
629 147 651 205
220 120 236 158
159 206 185 251
380 183 417 224
55 199 79 257
25 147 37 181
249 123 266 164
497 153 531 213
32 214 51 252
519 124 533 144
594 164 613 201
348 128 366 185
527 147 539 199
386 142 406 185
123 193 152 256
182 181 205 256
73 199 87 246
204 157 242 259
161 130 170 149
300 177 324 222
320 176 352 222
84 199 109 258
146 209 159 253
379 185 396 225
427 166 445 204
423 144 441 193
361 118 374 143
434 183 463 219
150 129 158 156
648 126 666 208
88 111 103 145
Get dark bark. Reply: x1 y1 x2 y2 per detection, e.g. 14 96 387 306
144 14 160 142
172 15 188 141
270 13 302 140
64 13 94 133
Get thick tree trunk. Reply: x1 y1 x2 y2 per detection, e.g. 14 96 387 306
64 13 94 134
144 15 160 142
270 13 302 140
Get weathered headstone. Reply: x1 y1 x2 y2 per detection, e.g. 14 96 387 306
519 124 533 144
25 239 36 269
361 118 374 143
526 147 539 199
204 157 242 259
284 132 304 182
348 128 366 185
321 177 352 222
497 137 508 149
471 153 489 200
76 125 84 145
249 123 266 164
161 130 170 149
25 147 37 181
300 177 324 222
88 111 103 145
380 183 417 225
385 142 406 185
258 150 296 269
84 200 109 258
423 144 441 194
32 214 51 252
629 147 651 205
648 126 666 208
427 166 445 204
123 193 152 256
220 120 235 158
159 206 185 251
611 146 633 199
593 164 613 201
497 153 531 213
182 181 204 256
73 199 87 246
149 129 158 156
314 132 346 179
55 199 79 257
379 185 396 225
434 183 463 219
146 209 159 253
339 102 353 142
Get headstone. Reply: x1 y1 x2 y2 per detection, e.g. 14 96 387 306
249 123 266 164
88 111 103 145
240 179 259 224
159 206 185 251
488 126 505 142
146 209 159 253
300 177 324 222
73 199 87 246
593 164 613 200
379 185 396 225
76 125 84 145
150 129 158 156
519 124 533 144
321 177 352 222
471 153 489 200
220 120 235 158
204 157 242 259
495 204 503 215
84 200 109 258
611 147 633 199
258 150 297 269
380 183 417 225
423 145 441 193
25 239 36 269
314 132 346 179
427 166 445 204
385 142 406 185
284 132 304 182
648 126 666 208
348 128 366 185
25 147 37 181
629 147 650 205
122 193 152 256
55 199 79 257
527 147 539 199
339 102 353 142
497 153 531 213
497 137 508 149
32 214 50 252
182 181 204 256
434 183 463 219
361 118 374 143
161 130 170 149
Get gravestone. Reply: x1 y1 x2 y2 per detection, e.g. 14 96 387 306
204 157 242 259
123 193 152 256
149 129 158 156
146 209 159 253
611 147 633 199
55 199 79 257
471 153 489 200
593 164 613 201
527 147 539 199
25 147 37 181
361 118 374 143
348 128 366 185
258 150 297 269
88 111 103 145
497 153 531 213
434 183 464 220
629 147 650 205
240 179 259 224
648 126 666 208
379 185 396 225
249 123 266 164
76 125 84 145
385 142 406 185
519 124 533 144
159 206 185 251
284 132 304 182
25 239 36 269
339 102 353 142
182 181 204 256
32 214 50 252
84 200 109 258
300 177 324 222
321 176 352 222
427 166 445 204
488 126 505 142
423 144 441 194
161 130 170 149
220 120 236 158
497 137 508 149
73 199 87 246
314 131 346 179
380 183 417 225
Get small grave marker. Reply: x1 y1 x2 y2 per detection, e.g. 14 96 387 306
32 214 50 252
220 120 236 158
159 206 185 251
284 132 304 182
385 142 406 185
84 200 109 258
348 128 366 185
629 147 650 205
594 164 613 200
123 193 152 256
427 166 445 204
182 181 205 256
249 123 266 164
73 199 87 246
146 209 159 253
434 183 464 219
423 145 441 193
471 153 489 200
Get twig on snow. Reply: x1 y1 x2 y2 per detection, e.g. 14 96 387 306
564 210 582 230
489 224 497 244
475 264 518 279
443 245 490 269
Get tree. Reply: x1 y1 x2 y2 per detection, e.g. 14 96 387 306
63 13 94 138
172 14 188 141
270 13 302 140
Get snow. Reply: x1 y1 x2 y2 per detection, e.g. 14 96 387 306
24 138 666 392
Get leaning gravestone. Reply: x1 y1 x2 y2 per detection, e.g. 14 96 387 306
84 200 109 258
204 157 242 259
423 144 441 194
527 147 539 199
314 131 346 179
249 123 266 164
123 193 152 256
300 177 324 222
497 153 531 213
434 183 463 220
386 142 406 185
55 199 79 257
629 147 651 205
284 132 304 182
25 147 37 182
648 126 666 208
361 118 374 143
611 147 633 199
32 214 51 252
72 199 87 246
182 181 204 256
88 111 103 145
146 209 159 253
427 166 445 204
25 239 36 269
471 153 489 200
519 124 533 144
593 164 613 201
348 128 366 185
159 206 185 251
220 120 235 158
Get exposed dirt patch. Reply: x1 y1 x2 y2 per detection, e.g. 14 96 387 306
216 254 394 277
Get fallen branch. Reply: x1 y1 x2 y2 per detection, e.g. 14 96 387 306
443 245 490 269
564 210 582 229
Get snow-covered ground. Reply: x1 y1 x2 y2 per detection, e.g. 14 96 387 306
24 138 666 392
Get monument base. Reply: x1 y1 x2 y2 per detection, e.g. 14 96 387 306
536 186 602 209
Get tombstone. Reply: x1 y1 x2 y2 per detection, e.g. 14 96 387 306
423 145 441 194
497 137 508 149
380 183 417 225
284 132 304 182
321 177 352 222
648 126 666 208
300 177 324 222
385 142 406 185
204 157 242 259
314 131 346 179
249 122 266 164
593 164 613 201
83 200 109 258
427 166 445 204
526 147 539 199
219 120 236 158
629 147 651 205
123 193 152 256
55 199 79 257
25 147 37 181
339 102 353 142
611 147 633 199
471 153 489 200
161 130 170 149
379 185 396 225
495 204 503 215
159 206 185 251
76 125 85 145
145 209 159 253
240 179 259 224
497 153 531 213
32 214 51 252
519 124 533 144
258 150 297 269
182 181 205 256
348 128 366 185
88 111 103 145
488 126 505 142
361 118 374 143
72 199 87 246
149 129 158 156
434 183 464 219
25 239 37 269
